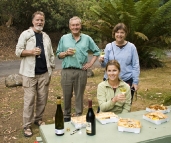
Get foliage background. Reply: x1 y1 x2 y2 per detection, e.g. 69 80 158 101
1 0 171 142
85 0 171 68
0 0 171 67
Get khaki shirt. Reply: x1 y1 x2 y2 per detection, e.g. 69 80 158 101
97 80 131 114
15 28 55 77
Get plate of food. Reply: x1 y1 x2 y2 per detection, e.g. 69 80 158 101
143 111 169 125
117 118 141 133
71 115 86 129
146 104 170 113
96 112 118 124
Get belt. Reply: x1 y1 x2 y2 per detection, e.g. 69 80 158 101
64 67 80 69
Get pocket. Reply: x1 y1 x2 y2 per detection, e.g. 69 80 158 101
79 70 87 85
26 38 36 50
61 70 67 84
44 73 51 86
22 76 30 87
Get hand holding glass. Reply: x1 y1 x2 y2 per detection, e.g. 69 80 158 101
36 46 41 58
72 48 76 57
100 49 105 58
119 88 126 102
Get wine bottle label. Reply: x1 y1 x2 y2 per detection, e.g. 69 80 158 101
86 122 92 133
55 129 64 134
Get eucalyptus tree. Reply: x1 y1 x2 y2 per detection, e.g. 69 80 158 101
85 0 171 68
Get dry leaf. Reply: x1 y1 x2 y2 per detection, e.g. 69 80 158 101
156 93 162 95
12 136 17 139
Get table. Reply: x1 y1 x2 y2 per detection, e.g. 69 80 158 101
39 109 171 143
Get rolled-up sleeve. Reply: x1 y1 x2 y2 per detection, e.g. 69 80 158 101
49 44 55 69
15 32 26 57
89 37 100 56
56 37 63 59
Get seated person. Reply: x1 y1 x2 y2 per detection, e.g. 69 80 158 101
97 60 131 114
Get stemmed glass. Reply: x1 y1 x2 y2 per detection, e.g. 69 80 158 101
72 48 76 57
119 87 126 103
37 46 41 58
100 49 105 58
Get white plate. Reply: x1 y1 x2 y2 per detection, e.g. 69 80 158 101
96 117 118 125
146 107 170 114
143 115 169 125
118 126 141 134
71 121 86 129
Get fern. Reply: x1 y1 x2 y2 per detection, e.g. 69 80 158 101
85 0 171 68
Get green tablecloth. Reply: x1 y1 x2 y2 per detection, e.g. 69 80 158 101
39 108 171 143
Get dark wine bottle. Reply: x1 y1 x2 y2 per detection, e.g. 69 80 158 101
86 99 96 136
55 96 64 136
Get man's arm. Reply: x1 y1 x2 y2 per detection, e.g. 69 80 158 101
82 55 98 70
20 48 41 57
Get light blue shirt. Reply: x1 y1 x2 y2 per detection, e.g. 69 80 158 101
56 33 100 69
101 42 140 84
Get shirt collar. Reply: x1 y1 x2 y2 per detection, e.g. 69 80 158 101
104 79 125 88
71 33 82 39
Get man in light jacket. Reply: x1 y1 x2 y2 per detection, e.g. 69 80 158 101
15 11 55 137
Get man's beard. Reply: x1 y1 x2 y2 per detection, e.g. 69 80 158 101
35 26 43 31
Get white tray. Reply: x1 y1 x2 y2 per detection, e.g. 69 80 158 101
118 126 141 134
71 121 86 129
143 115 169 125
146 107 170 114
96 117 118 125
71 115 86 129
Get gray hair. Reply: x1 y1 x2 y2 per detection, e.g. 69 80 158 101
32 11 45 20
69 16 81 25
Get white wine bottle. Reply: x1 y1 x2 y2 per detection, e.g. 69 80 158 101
86 99 96 136
55 96 64 136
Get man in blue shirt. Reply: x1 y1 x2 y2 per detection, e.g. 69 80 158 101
56 16 100 122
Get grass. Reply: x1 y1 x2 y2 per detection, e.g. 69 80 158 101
1 58 171 142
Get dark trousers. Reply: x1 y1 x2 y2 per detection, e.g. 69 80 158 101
124 78 134 104
61 69 87 118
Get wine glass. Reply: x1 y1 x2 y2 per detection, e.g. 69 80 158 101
37 46 41 58
100 49 105 58
72 48 76 57
119 87 126 103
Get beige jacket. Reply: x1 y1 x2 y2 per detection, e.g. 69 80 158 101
15 28 55 77
97 80 131 114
